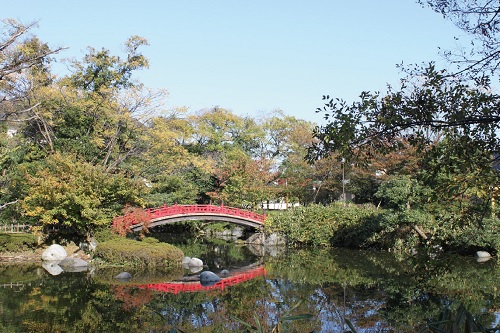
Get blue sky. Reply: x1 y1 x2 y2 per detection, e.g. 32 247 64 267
3 1 464 124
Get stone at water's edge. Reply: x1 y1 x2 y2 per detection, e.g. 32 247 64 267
475 251 492 263
475 251 492 258
41 244 67 261
264 233 286 246
58 257 89 272
246 233 264 245
114 272 132 281
189 257 203 266
246 232 286 246
200 271 222 286
231 226 244 238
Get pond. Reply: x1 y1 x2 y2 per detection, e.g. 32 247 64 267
0 236 498 332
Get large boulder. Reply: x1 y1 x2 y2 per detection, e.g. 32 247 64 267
246 233 265 245
231 227 244 238
42 244 67 261
189 257 203 267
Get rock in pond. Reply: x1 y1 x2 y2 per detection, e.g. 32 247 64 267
58 257 89 272
114 272 132 281
41 244 67 261
199 271 222 287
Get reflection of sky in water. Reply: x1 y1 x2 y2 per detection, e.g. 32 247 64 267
492 312 500 329
313 287 390 332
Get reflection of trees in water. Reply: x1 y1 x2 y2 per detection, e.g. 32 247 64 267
265 248 500 332
0 248 498 332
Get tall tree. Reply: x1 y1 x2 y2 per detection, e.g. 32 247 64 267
259 111 318 204
0 19 63 214
419 0 500 79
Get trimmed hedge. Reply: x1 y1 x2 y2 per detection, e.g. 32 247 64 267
0 234 39 252
95 238 184 268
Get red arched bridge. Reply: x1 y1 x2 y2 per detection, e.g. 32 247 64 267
121 204 266 232
138 266 266 294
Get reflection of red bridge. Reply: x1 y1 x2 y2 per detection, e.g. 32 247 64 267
129 204 266 232
138 266 266 294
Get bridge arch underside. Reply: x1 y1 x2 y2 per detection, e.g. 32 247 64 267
130 214 264 232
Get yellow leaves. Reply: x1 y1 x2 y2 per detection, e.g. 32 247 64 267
24 206 44 217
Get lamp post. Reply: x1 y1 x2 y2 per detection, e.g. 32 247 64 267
341 158 345 204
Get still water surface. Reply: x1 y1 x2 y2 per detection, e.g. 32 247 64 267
0 237 498 332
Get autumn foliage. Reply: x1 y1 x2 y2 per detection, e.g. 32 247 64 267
111 205 151 236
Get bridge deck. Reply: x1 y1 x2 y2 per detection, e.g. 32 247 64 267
148 204 266 223
121 204 266 232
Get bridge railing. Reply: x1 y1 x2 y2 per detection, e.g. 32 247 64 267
139 266 266 294
146 204 266 224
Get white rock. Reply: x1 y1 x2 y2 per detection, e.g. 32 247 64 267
475 251 492 258
189 265 203 273
41 244 67 261
475 251 492 263
42 261 63 276
189 257 203 267
182 256 191 265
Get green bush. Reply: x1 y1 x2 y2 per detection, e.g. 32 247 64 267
95 238 184 268
93 228 122 243
141 236 160 244
266 202 499 254
266 203 382 247
0 234 39 252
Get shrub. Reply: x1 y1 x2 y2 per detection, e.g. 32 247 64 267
266 203 434 250
0 234 39 252
266 203 382 247
94 238 184 268
93 228 119 243
142 237 159 244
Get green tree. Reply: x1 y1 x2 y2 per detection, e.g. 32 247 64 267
0 19 63 216
308 64 500 239
258 110 318 205
21 153 144 240
139 110 214 205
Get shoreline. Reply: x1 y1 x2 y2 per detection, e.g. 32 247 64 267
0 245 91 264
